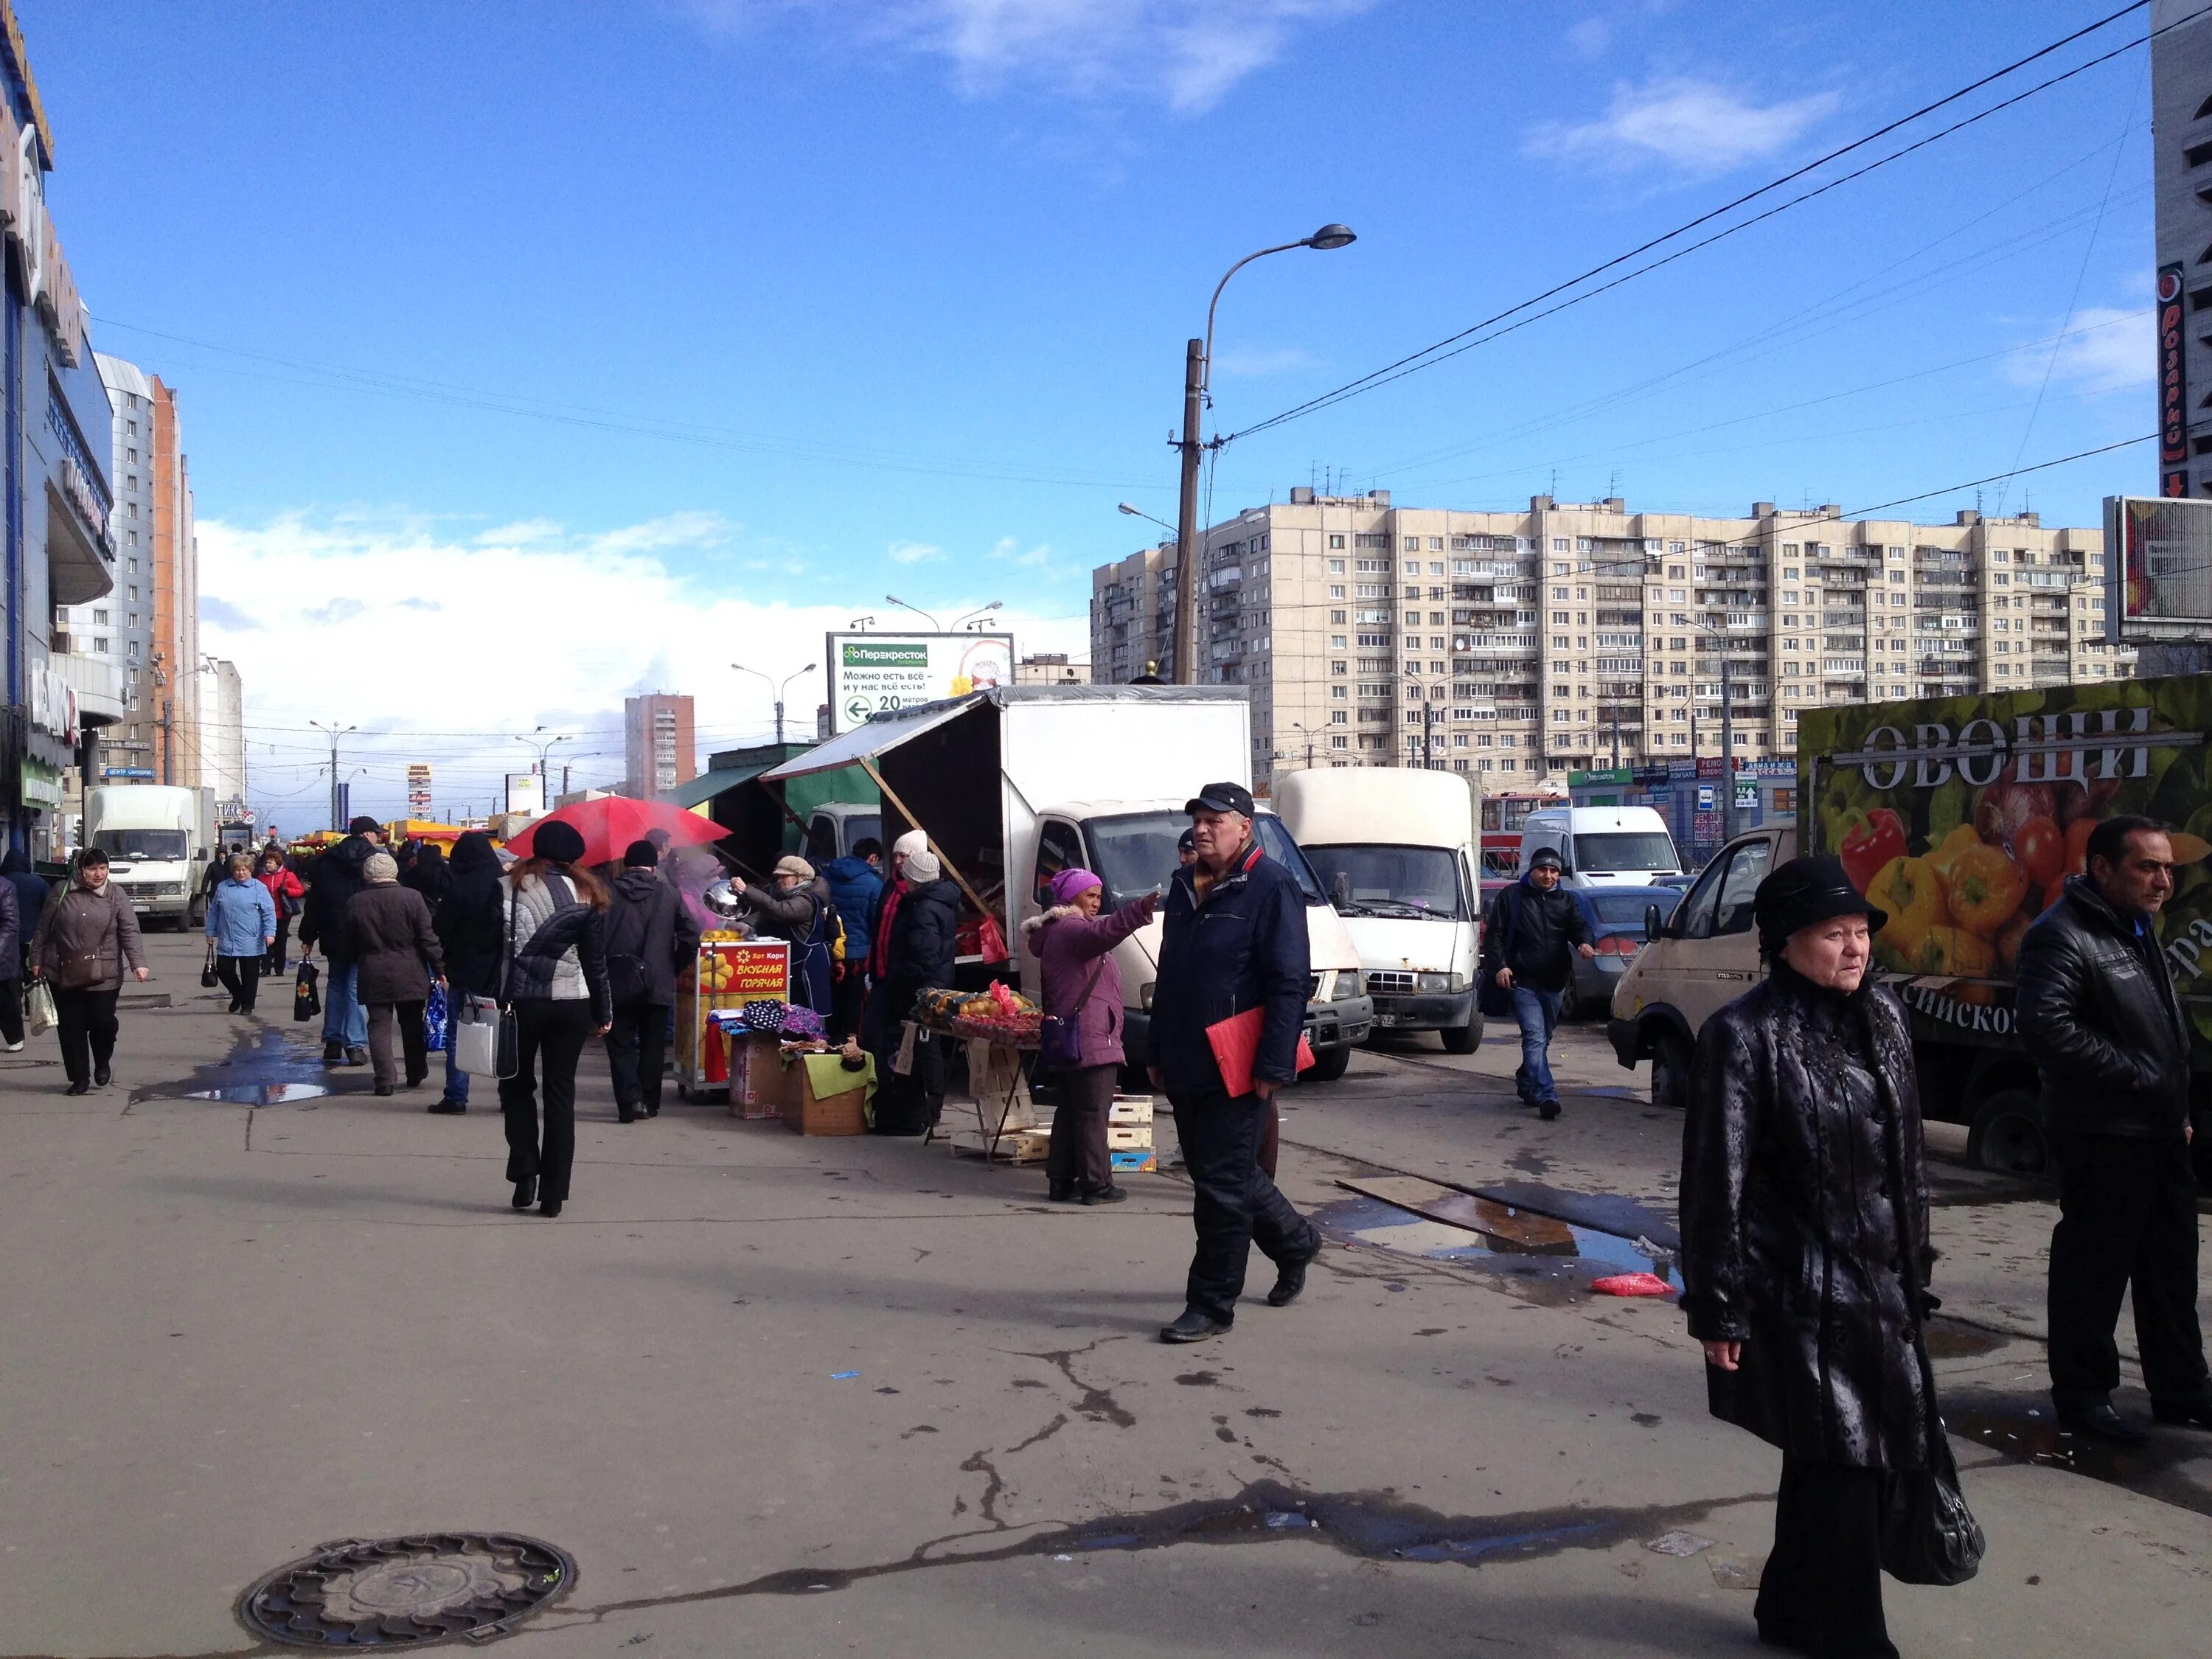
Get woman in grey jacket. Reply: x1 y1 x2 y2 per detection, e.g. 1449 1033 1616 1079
498 820 611 1217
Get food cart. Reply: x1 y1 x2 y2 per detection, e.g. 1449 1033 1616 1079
673 935 789 1100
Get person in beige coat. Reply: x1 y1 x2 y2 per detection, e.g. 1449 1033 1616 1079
28 849 148 1095
343 852 445 1096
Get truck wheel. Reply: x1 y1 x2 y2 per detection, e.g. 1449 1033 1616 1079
1650 1029 1691 1113
1966 1090 2047 1175
1306 1045 1352 1083
1440 1020 1480 1055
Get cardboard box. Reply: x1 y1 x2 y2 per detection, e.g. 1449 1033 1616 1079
728 1034 787 1119
1110 1149 1158 1174
782 1051 869 1136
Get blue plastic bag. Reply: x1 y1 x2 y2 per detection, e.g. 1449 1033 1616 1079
423 981 449 1052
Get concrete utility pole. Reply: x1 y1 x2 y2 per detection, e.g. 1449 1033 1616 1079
1170 225 1357 686
1720 650 1736 844
309 720 355 832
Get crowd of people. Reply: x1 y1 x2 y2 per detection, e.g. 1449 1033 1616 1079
13 792 2212 1655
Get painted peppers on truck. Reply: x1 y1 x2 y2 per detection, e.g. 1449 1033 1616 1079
1611 675 2212 1177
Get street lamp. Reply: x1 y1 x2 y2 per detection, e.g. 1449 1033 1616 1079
954 601 1004 631
848 615 877 631
516 727 570 801
1118 502 1176 537
1687 611 1745 844
732 661 818 746
884 594 942 631
308 720 357 831
1171 223 1357 687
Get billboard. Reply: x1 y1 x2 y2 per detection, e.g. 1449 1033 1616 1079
406 763 433 814
2104 495 2212 639
504 772 543 818
824 631 1015 734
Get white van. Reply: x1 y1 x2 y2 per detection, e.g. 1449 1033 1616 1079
1276 768 1481 1054
1518 806 1683 890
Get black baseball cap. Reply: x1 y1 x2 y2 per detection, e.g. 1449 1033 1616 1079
1177 827 1196 853
1528 846 1563 872
1185 782 1256 817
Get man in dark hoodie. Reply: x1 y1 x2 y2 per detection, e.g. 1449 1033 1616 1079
425 830 507 1114
819 838 884 1043
298 815 383 1067
600 840 702 1121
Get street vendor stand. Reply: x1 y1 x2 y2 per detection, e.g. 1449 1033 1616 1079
674 935 788 1100
918 990 1044 1162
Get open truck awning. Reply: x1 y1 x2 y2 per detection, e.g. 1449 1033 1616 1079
760 694 985 782
661 759 777 809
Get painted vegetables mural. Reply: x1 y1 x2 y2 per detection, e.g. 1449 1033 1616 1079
1800 678 2212 1050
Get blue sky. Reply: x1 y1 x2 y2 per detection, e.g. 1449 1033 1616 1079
20 0 2163 818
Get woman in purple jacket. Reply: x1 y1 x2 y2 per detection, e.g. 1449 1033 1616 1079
1023 867 1158 1205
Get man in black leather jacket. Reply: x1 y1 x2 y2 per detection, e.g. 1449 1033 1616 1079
2017 814 2211 1443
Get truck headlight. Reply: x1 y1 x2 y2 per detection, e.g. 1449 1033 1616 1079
1139 981 1155 1011
1331 970 1364 1001
1417 972 1466 993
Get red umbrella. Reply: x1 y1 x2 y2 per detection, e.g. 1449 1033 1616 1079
504 798 727 866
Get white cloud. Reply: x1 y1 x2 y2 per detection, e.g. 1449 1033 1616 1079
888 540 942 566
1211 344 1324 379
989 535 1056 569
679 0 1374 113
2003 306 2152 397
198 511 1088 822
1526 77 1838 175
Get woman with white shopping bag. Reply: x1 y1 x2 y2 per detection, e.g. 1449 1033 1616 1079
28 849 148 1095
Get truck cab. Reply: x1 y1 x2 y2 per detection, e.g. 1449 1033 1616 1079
804 801 883 861
83 785 204 931
1016 800 1373 1083
1276 767 1481 1054
1519 806 1683 890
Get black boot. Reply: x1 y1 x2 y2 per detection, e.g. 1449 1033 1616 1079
1267 1239 1321 1307
512 1176 537 1211
93 1062 112 1088
323 1040 344 1065
1158 1307 1231 1344
1081 1183 1129 1206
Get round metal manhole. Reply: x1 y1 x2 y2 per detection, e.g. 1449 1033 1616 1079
239 1534 575 1646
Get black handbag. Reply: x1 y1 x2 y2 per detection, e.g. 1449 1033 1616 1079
293 960 321 1022
1038 959 1105 1070
1475 886 1517 1018
201 942 220 990
1876 1051 1986 1587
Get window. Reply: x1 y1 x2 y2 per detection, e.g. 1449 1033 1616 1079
1331 734 1348 750
1326 557 1345 574
1329 535 1345 549
93 609 109 625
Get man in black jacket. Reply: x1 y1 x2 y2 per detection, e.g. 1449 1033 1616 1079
2018 814 2211 1443
428 830 504 1115
601 840 702 1122
1477 846 1595 1121
1147 783 1320 1345
297 817 384 1068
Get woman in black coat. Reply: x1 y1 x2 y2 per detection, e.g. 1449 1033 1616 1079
863 848 961 1135
428 832 504 1116
1680 855 1947 1659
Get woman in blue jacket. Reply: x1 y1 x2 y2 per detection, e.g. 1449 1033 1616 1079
205 852 278 1013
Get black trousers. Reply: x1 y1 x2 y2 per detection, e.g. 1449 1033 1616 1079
1755 1456 1894 1659
0 976 21 1046
216 954 263 1013
1046 1063 1116 1191
53 986 120 1085
1170 1085 1318 1323
267 917 292 973
830 970 866 1045
604 996 669 1117
366 1000 428 1088
501 1001 594 1203
2048 1130 2211 1410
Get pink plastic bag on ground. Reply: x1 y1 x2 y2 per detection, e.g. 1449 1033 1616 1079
1590 1272 1675 1298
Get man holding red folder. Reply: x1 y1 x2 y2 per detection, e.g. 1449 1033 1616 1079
1147 782 1322 1344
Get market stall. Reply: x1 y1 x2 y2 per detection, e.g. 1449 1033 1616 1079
673 935 789 1100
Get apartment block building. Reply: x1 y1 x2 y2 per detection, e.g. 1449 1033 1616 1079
625 693 696 797
1091 489 2132 787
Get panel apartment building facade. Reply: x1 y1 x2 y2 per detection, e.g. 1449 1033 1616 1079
1092 490 2130 787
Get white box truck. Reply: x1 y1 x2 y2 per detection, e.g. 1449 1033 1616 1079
1276 767 1484 1054
82 785 206 930
1517 804 1684 890
762 685 1374 1080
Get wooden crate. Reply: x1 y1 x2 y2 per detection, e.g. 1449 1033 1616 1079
945 1125 1053 1164
1107 1122 1153 1151
1107 1095 1154 1124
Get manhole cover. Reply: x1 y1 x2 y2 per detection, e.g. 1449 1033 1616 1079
239 1533 574 1646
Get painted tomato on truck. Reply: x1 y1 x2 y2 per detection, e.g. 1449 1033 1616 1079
1799 678 2212 1052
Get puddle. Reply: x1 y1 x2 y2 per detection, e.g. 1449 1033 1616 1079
182 1082 330 1105
1945 1393 2212 1520
1922 1320 2008 1360
1314 1196 1678 1290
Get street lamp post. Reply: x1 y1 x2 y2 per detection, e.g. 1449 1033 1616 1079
1170 224 1357 687
308 720 356 831
732 661 818 746
516 727 570 804
953 601 1004 631
884 594 942 632
1689 612 1739 844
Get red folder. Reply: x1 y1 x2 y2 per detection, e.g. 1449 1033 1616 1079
1205 1006 1317 1098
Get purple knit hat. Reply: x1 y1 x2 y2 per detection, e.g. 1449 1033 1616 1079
1048 867 1103 905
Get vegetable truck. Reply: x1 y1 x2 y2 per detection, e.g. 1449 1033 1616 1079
1609 673 2212 1178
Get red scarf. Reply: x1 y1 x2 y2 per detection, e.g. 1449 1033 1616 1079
870 879 907 979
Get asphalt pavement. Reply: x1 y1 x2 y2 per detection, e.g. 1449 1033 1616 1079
3 933 2210 1658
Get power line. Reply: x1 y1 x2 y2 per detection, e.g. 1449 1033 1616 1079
1222 1 2177 446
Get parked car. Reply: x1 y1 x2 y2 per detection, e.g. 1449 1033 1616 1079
1568 885 1680 1018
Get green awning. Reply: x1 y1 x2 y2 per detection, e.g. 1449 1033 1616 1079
661 762 773 810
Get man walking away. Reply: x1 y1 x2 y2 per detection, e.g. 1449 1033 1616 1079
2017 814 2212 1444
1 850 49 1051
1477 846 1594 1121
602 840 700 1121
1147 782 1321 1345
297 816 384 1068
821 838 885 1043
428 830 504 1116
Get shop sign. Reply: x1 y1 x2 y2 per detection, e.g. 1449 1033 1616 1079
20 759 60 805
60 454 107 546
824 631 1014 734
709 939 790 1001
29 664 77 743
102 767 156 779
2159 262 2188 496
407 762 433 812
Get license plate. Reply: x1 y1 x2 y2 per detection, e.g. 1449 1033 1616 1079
132 904 150 914
1374 1012 1401 1026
